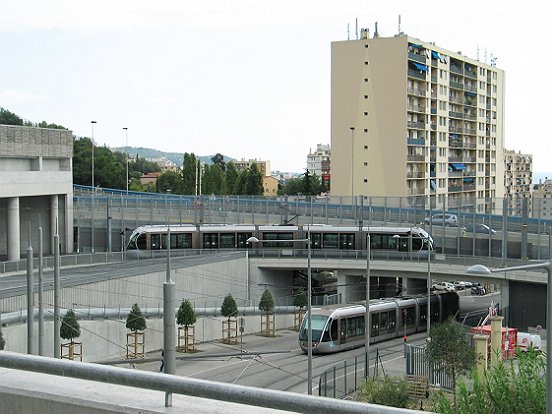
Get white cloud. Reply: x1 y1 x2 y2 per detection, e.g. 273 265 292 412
0 90 45 104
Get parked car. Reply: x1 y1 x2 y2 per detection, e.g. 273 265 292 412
432 281 456 292
452 281 467 290
464 223 496 235
424 213 458 227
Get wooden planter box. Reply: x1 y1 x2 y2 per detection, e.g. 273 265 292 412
222 319 238 344
177 325 196 352
261 313 275 337
61 342 82 361
126 331 145 359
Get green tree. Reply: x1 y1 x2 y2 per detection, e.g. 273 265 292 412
37 120 67 130
0 328 5 350
126 303 147 332
258 289 275 314
157 171 182 194
233 170 247 195
293 289 308 310
0 107 23 125
243 163 263 195
426 317 477 407
211 153 226 171
280 177 304 195
225 162 239 194
221 294 238 320
181 152 198 195
177 299 197 328
60 309 81 343
204 163 224 195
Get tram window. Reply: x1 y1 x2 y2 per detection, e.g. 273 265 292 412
411 237 423 251
380 311 388 332
322 233 338 248
330 319 338 340
173 233 192 249
263 232 294 248
136 234 147 250
151 234 161 250
403 306 416 326
310 233 322 249
389 311 396 333
219 233 235 248
203 234 219 248
236 233 252 248
339 233 355 250
420 304 427 324
346 316 364 337
371 313 380 337
370 234 383 249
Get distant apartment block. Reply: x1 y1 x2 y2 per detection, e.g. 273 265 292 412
0 124 74 260
233 158 271 177
307 144 331 189
146 157 178 172
330 30 505 213
532 179 552 219
504 149 532 216
263 176 279 197
139 172 162 186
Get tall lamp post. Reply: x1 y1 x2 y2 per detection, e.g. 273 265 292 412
247 235 313 395
467 261 552 414
91 121 97 254
424 233 432 335
123 127 129 195
365 234 370 377
350 127 355 203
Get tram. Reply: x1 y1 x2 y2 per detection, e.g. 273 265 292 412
126 223 434 256
298 292 459 354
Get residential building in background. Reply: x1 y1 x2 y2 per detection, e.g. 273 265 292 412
233 158 271 177
504 149 532 216
307 144 331 190
146 157 178 173
330 29 505 213
263 176 279 197
139 172 162 186
532 178 552 219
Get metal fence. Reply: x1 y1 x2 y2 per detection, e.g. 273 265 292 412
405 344 454 390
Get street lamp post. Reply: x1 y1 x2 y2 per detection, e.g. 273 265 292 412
123 127 129 195
425 235 432 335
246 235 313 395
365 234 370 377
467 261 552 414
350 127 355 203
91 121 97 254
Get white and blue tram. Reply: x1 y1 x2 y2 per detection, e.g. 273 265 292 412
126 223 434 256
298 292 459 354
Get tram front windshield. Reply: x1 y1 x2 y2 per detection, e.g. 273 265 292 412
299 315 330 342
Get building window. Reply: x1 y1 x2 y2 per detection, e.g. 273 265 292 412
364 128 368 133
364 78 368 82
363 179 368 183
364 111 368 115
364 95 368 99
364 162 368 166
364 145 368 149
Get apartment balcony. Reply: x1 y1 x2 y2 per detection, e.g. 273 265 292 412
448 171 463 178
431 75 437 83
463 184 476 191
449 96 463 104
407 137 426 146
408 188 427 196
465 84 477 93
408 104 426 113
407 121 426 129
450 65 463 75
449 126 464 134
430 108 437 114
449 111 464 119
465 70 477 79
449 185 462 192
450 81 464 90
408 87 426 97
464 113 476 121
407 171 426 179
408 70 427 80
408 52 426 63
407 154 426 162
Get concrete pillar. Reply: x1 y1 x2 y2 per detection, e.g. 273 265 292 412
7 197 21 261
50 195 59 254
65 193 74 254
490 315 504 368
402 277 426 295
500 281 509 322
474 334 489 379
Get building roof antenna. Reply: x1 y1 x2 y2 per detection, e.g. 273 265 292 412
355 18 358 39
374 21 379 38
347 22 350 40
398 14 401 34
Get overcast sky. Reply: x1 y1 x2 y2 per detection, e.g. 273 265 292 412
1 1 550 174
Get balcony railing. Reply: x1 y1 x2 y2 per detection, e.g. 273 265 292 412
407 121 426 129
407 154 426 162
407 171 426 179
408 52 426 63
408 104 426 112
407 137 426 146
408 70 427 80
450 81 464 89
408 87 426 97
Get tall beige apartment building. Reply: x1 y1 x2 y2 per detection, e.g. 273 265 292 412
330 30 505 213
504 149 532 216
233 158 271 178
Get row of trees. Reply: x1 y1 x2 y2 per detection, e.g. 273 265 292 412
2 106 328 196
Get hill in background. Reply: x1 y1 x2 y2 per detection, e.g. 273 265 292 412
113 146 235 167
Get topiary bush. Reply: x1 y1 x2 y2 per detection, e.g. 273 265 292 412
177 299 197 328
126 303 147 332
60 309 81 343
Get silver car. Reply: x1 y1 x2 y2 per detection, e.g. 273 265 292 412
424 213 458 227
